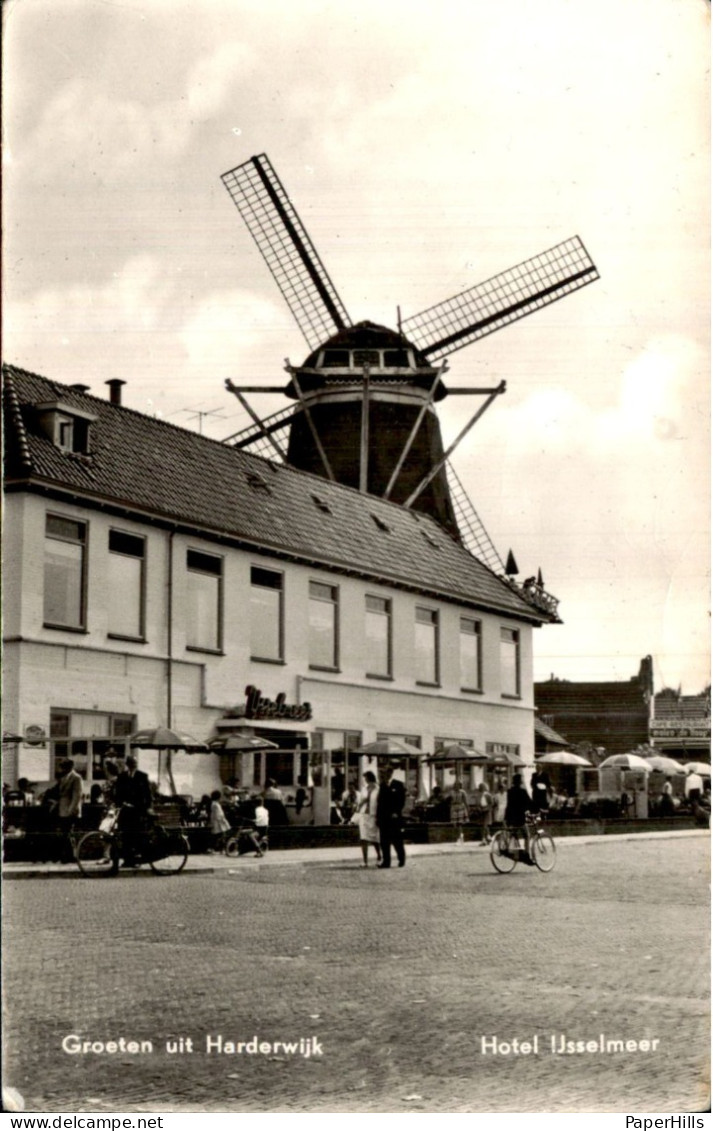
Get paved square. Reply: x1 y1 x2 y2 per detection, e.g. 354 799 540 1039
3 835 709 1112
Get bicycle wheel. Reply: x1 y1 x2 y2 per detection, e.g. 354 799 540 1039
490 829 518 873
531 831 556 872
75 831 118 877
148 829 189 874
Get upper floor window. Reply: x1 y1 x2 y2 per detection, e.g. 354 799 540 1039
186 550 223 652
44 514 87 630
459 616 482 690
108 530 146 640
500 627 521 697
250 566 283 661
365 595 392 678
309 581 338 669
415 606 439 684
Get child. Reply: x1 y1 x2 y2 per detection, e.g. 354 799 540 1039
209 789 231 853
239 795 268 857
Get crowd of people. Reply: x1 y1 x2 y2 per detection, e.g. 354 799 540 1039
4 756 711 867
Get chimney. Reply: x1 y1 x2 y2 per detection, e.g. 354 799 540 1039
69 384 90 393
105 379 126 406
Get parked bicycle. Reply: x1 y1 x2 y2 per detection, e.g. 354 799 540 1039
489 812 556 873
74 805 189 876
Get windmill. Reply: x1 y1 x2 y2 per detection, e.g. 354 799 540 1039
220 153 598 584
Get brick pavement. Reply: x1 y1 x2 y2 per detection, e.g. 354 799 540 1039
2 833 710 1113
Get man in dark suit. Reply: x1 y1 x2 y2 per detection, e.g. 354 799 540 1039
505 773 535 865
115 755 153 866
376 763 406 868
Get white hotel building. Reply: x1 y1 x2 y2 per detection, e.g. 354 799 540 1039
3 364 557 821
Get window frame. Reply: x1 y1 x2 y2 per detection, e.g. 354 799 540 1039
459 615 483 693
365 594 393 680
43 513 89 632
107 528 147 642
414 604 440 686
49 708 135 786
500 626 521 699
185 548 224 654
308 580 340 672
250 565 285 663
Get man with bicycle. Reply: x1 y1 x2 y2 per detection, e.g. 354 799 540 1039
505 773 536 865
114 755 153 866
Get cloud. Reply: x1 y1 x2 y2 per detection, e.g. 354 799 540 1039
179 288 295 374
10 41 257 185
187 42 257 117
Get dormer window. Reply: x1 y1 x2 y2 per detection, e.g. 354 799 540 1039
37 400 97 456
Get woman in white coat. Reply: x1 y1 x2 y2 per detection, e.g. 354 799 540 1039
356 771 382 868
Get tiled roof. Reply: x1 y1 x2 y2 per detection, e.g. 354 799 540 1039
534 717 569 746
3 363 549 623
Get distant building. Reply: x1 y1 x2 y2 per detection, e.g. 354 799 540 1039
650 687 711 762
535 657 654 757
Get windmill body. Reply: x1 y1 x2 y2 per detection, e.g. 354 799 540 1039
221 154 598 580
284 320 459 537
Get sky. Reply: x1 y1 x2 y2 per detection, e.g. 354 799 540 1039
3 0 710 693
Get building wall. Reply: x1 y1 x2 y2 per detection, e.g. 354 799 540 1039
5 491 537 788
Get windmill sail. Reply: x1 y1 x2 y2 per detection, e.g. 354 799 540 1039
221 154 352 351
401 236 598 362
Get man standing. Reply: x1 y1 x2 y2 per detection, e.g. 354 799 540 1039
57 758 83 862
115 754 153 866
376 763 406 868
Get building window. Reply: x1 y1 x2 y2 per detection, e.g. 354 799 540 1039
186 550 223 652
434 736 475 788
250 566 283 661
57 416 75 451
460 616 482 690
377 732 421 749
312 730 363 794
366 595 392 678
43 514 87 629
415 606 439 684
50 709 135 785
108 530 146 639
500 627 520 697
309 581 338 669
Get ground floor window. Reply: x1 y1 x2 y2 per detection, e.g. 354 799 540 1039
375 734 422 803
49 709 135 786
485 742 522 789
433 736 475 789
311 730 363 796
248 732 309 789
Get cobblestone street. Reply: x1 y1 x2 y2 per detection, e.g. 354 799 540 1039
3 835 710 1113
